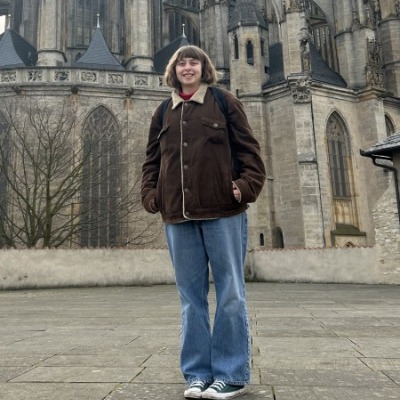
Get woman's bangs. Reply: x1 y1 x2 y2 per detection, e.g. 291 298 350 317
177 46 203 62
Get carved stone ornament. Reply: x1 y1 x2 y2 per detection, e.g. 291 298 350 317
302 48 311 73
289 76 312 103
108 73 124 85
55 71 70 81
204 0 228 9
28 70 43 82
134 75 148 86
81 71 97 82
165 0 200 9
351 8 361 32
125 87 134 97
1 71 16 82
365 39 384 87
285 0 304 13
203 0 215 10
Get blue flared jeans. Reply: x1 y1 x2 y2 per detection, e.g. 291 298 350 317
165 212 250 386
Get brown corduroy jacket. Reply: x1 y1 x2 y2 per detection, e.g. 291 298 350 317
141 83 266 224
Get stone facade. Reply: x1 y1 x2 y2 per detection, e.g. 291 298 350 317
0 0 399 252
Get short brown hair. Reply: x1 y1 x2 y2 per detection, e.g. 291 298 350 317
164 45 218 89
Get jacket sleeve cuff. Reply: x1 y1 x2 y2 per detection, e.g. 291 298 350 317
233 179 251 204
143 190 159 214
232 181 242 203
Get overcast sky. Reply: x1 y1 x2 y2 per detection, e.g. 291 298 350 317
0 16 5 34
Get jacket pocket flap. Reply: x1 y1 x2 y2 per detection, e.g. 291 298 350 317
201 118 226 130
157 124 170 140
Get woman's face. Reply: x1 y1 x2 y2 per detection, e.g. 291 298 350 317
175 57 202 93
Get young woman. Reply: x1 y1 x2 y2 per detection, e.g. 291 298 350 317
141 45 266 399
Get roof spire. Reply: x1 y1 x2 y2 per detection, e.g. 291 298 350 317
7 14 11 30
182 23 186 38
97 14 100 29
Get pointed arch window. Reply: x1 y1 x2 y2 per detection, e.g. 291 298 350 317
326 113 363 241
326 113 351 198
234 35 239 59
246 40 254 65
385 114 395 136
304 0 339 73
81 106 120 248
73 0 98 47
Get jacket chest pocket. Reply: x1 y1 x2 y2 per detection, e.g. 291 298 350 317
201 118 227 144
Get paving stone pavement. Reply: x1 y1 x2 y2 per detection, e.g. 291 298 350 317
1 283 400 399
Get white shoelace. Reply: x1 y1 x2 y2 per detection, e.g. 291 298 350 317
189 380 207 389
209 380 227 391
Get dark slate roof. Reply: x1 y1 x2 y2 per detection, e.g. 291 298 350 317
263 41 347 89
360 132 400 158
263 42 285 87
228 0 268 32
154 35 190 74
74 27 124 71
309 42 347 87
0 29 37 68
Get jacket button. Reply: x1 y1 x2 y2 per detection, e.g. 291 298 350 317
183 164 188 170
183 142 188 147
182 121 187 125
184 188 189 193
213 123 219 128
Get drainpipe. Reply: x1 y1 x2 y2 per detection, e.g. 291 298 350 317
360 151 400 225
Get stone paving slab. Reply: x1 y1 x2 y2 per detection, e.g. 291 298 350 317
273 386 400 400
0 355 49 367
361 358 400 371
261 368 397 387
0 367 32 383
0 383 116 400
10 366 143 383
38 354 150 368
252 356 367 371
1 283 400 399
383 370 400 385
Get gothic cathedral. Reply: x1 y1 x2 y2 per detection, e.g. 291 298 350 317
0 0 399 249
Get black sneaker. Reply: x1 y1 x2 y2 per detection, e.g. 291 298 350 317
184 380 211 399
201 380 246 399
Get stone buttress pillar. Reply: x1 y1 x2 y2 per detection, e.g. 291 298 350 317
37 0 66 66
379 0 400 97
124 0 154 72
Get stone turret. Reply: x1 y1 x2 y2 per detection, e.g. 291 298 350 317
280 0 310 78
200 0 230 82
227 0 269 95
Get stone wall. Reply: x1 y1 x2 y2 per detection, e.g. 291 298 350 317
247 246 382 284
372 168 400 283
1 245 399 290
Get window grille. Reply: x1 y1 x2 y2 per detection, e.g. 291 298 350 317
81 106 120 248
326 113 351 198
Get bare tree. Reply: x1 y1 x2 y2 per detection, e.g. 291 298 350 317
0 96 160 249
